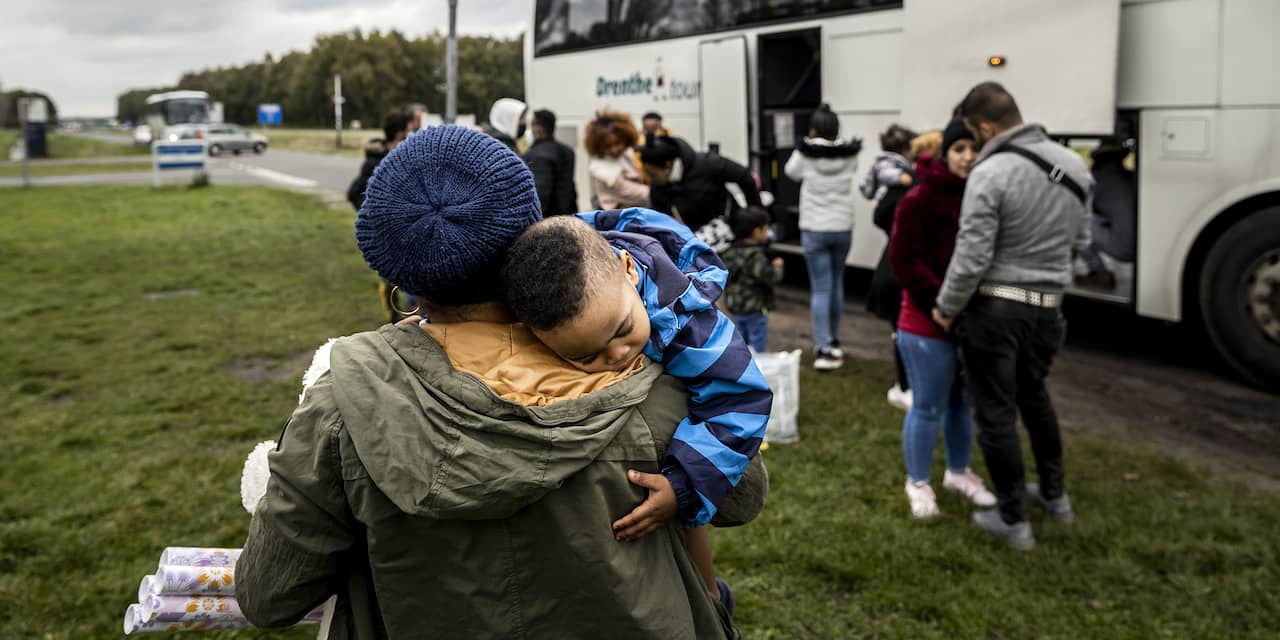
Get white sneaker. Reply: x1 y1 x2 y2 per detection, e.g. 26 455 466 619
886 385 911 411
905 480 940 519
813 348 843 371
943 468 997 507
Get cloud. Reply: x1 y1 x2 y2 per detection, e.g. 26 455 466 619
0 0 527 115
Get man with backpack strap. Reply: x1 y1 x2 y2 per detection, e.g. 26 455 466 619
931 82 1094 550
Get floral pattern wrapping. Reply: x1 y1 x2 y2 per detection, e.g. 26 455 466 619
141 565 237 597
124 547 326 634
157 547 241 569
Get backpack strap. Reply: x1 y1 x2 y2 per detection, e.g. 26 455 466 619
990 144 1087 205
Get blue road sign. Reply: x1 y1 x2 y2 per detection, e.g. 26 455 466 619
258 103 283 126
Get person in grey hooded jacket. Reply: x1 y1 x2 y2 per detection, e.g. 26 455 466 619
933 82 1092 551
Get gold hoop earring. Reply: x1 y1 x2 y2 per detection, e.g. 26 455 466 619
389 285 421 316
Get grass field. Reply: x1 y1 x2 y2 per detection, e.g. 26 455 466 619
259 128 365 156
46 133 150 158
1 186 1278 638
0 161 152 177
1 130 148 160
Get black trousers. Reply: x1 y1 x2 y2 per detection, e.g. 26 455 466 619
955 296 1067 523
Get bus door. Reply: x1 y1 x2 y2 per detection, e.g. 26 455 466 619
699 35 750 168
756 27 822 245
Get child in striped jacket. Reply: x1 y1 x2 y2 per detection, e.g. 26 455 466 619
501 207 771 611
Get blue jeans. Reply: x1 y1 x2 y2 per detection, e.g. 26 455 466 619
800 230 852 350
897 330 974 483
734 313 768 352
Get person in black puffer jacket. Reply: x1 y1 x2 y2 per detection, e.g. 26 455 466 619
346 111 413 322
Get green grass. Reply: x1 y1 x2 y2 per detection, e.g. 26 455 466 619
258 128 364 156
46 133 150 158
2 186 1278 638
0 130 15 155
0 161 152 177
0 131 148 160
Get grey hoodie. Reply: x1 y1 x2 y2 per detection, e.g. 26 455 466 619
936 123 1093 316
236 325 767 639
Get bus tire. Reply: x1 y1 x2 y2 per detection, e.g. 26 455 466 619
1198 205 1280 391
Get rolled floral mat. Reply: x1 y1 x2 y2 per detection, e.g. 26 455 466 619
139 565 236 598
124 595 326 634
157 547 240 569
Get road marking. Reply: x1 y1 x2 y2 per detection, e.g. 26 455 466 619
226 161 318 189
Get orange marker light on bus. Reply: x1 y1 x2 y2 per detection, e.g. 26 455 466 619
988 56 1007 67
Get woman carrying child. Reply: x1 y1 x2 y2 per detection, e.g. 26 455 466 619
889 117 996 518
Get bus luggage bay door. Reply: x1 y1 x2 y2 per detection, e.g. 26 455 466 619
698 35 750 167
900 0 1120 137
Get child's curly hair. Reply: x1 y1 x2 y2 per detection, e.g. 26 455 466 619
909 130 943 160
879 123 916 155
584 109 640 158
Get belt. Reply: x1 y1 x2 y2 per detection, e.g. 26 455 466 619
977 284 1063 308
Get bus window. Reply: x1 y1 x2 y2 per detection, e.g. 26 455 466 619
534 0 901 56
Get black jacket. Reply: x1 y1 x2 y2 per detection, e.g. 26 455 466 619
524 138 579 216
650 137 762 232
347 139 390 210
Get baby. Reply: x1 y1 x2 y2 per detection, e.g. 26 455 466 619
501 208 771 609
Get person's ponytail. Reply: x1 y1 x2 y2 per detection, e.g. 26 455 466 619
810 103 839 140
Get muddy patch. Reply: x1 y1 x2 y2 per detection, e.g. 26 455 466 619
144 289 202 301
226 349 317 385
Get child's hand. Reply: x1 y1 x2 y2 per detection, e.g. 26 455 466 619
771 257 785 268
899 173 914 186
612 470 678 542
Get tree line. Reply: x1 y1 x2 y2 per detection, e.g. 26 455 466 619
117 29 524 128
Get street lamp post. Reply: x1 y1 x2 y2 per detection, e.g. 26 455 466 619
446 0 458 124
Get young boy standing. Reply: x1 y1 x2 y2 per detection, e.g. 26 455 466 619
721 206 785 352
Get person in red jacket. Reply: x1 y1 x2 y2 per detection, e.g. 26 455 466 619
889 118 996 519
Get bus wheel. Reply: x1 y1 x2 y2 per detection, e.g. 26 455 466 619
1199 205 1280 391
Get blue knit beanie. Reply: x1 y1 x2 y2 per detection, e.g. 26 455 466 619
356 125 542 305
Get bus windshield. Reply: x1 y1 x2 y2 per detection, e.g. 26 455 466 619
160 98 211 125
534 0 901 56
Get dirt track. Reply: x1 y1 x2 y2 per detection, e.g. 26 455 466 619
764 280 1280 490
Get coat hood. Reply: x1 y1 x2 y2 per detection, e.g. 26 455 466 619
487 98 527 140
325 325 666 520
362 138 389 159
798 137 859 175
916 154 966 195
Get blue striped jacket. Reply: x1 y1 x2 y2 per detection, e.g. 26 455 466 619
577 208 771 527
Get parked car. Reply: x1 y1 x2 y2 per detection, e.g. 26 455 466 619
133 124 152 146
204 125 269 156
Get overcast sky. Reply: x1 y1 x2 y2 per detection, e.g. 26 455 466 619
0 0 528 116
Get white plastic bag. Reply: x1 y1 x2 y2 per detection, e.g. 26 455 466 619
753 349 802 444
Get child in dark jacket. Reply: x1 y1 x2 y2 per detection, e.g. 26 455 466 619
722 206 785 352
862 123 919 410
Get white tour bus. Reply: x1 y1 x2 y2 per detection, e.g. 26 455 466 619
134 90 216 145
524 0 1280 390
